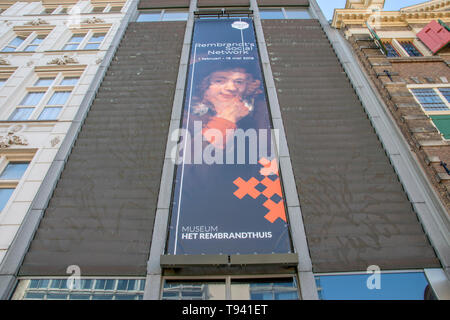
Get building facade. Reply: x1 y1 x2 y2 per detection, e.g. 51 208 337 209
0 0 448 300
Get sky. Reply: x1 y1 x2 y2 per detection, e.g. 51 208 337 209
316 0 431 20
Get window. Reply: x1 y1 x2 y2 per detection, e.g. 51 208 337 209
0 160 30 212
92 6 106 13
315 272 435 300
162 276 299 300
14 278 145 300
8 74 79 121
1 36 25 52
63 32 106 50
63 34 84 50
83 33 105 50
259 8 311 19
137 10 189 22
1 33 49 53
109 6 122 13
438 88 450 103
400 41 423 57
383 42 400 57
0 79 6 87
24 35 46 52
411 88 449 111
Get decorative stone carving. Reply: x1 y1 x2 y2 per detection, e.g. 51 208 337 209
82 17 105 24
25 18 50 26
47 55 78 65
50 136 61 147
0 125 28 148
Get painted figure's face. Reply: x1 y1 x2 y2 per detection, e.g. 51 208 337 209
204 70 249 103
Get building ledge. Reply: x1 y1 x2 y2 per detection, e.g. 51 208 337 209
389 56 445 63
160 254 299 267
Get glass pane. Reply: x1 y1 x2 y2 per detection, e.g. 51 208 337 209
162 11 188 21
63 44 78 50
92 6 105 13
90 34 105 42
285 9 311 19
84 43 100 50
259 9 285 19
69 294 90 300
38 107 61 120
35 78 55 86
412 89 448 111
0 188 14 211
109 6 122 12
400 41 422 57
0 163 29 180
24 45 38 52
137 13 161 22
29 280 40 289
49 279 62 289
69 35 85 43
60 77 79 86
231 278 299 300
81 279 92 290
0 79 6 86
115 294 138 300
92 294 114 300
105 280 115 290
117 280 128 291
94 279 106 290
384 43 400 57
316 272 432 300
20 92 44 106
24 292 45 299
127 280 136 290
47 91 70 105
162 281 226 300
1 47 16 52
31 36 44 44
8 108 33 121
10 36 25 47
47 293 68 300
438 88 450 102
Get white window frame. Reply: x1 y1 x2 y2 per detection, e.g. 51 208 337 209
0 152 34 213
7 73 80 122
63 30 107 51
1 32 48 53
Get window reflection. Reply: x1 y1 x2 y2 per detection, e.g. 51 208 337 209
259 9 285 20
316 272 435 300
231 278 299 300
162 281 226 300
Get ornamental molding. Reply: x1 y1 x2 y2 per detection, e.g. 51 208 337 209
47 55 78 65
0 125 28 149
24 18 50 26
0 57 10 65
82 17 105 24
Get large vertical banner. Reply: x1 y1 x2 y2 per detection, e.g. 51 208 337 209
167 18 292 255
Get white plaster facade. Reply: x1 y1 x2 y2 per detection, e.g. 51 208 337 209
0 0 131 265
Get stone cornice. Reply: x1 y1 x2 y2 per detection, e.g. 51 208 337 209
332 8 450 28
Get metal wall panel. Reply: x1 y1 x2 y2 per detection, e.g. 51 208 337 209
18 21 186 276
138 0 190 9
257 0 309 6
197 0 250 7
262 19 440 273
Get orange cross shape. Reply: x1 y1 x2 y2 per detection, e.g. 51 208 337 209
233 177 261 199
260 177 282 199
263 199 286 223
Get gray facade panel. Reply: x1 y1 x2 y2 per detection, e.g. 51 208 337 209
262 19 440 272
138 0 190 9
197 0 250 7
258 0 309 6
18 22 186 276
